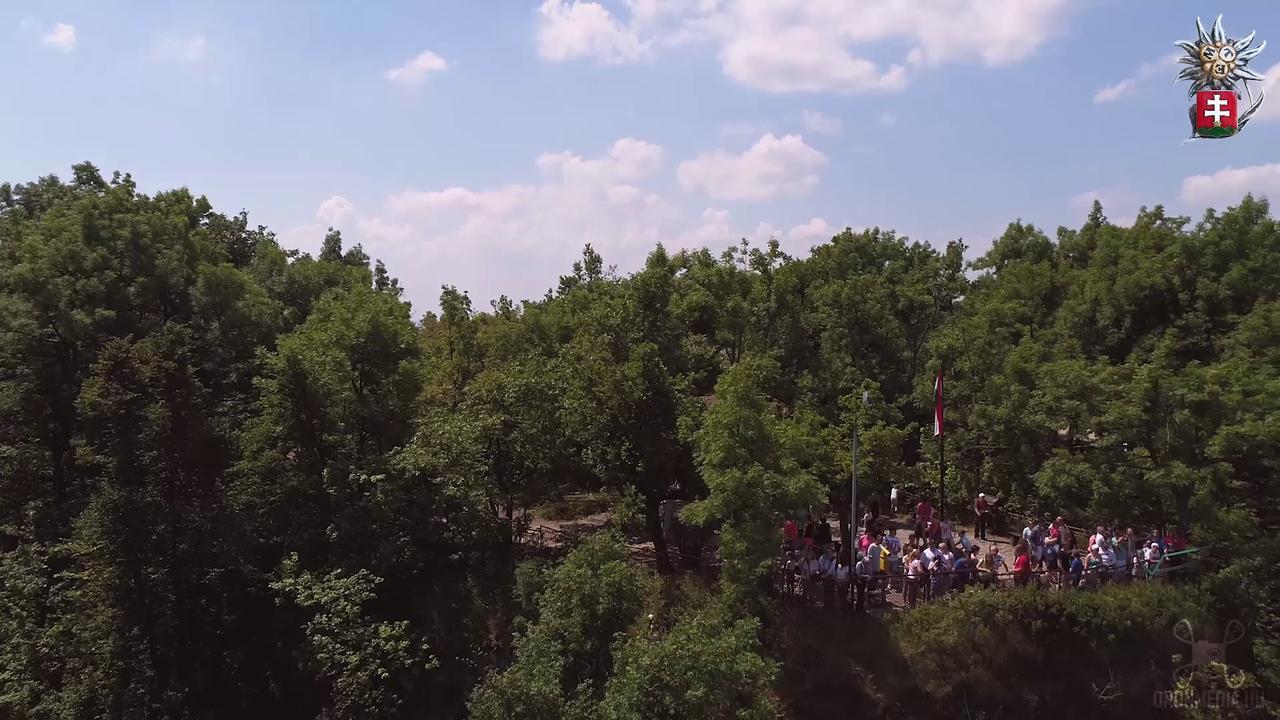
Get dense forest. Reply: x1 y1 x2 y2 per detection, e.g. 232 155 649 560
1 163 1277 718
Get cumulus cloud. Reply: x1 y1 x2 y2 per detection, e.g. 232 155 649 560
535 137 664 184
370 138 684 307
802 110 842 135
677 133 827 201
385 49 449 84
536 0 1077 93
41 22 76 51
154 35 208 63
1181 164 1280 208
680 207 736 246
536 0 648 63
1250 62 1280 123
316 195 356 227
1093 53 1180 104
280 138 835 311
788 217 833 243
719 25 907 93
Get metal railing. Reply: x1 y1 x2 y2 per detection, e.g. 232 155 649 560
775 547 1205 612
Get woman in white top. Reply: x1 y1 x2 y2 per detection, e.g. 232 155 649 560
905 550 923 607
836 562 851 612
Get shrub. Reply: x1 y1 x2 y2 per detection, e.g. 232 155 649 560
889 582 1207 716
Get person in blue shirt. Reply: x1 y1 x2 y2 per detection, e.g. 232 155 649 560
951 553 971 592
1069 550 1085 588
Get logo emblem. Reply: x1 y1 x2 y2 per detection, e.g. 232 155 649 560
1195 91 1238 137
1172 618 1247 680
1175 15 1267 139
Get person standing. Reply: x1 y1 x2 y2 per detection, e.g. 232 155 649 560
854 553 870 613
1083 546 1103 587
815 514 832 549
1022 519 1046 570
1069 550 1084 588
977 545 1007 588
883 528 902 558
1057 518 1076 573
866 535 884 606
800 547 820 604
939 542 956 595
1121 527 1138 579
1013 544 1032 587
974 493 992 540
1144 541 1163 579
1089 525 1107 553
783 550 798 598
1045 517 1065 577
819 545 838 609
890 486 900 514
915 499 934 540
952 549 972 592
929 542 948 599
905 550 923 607
783 517 798 549
921 543 937 601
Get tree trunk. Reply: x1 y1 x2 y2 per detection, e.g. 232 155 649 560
643 493 673 574
837 486 851 549
1174 485 1192 541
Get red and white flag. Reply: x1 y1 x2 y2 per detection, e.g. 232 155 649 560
933 369 944 437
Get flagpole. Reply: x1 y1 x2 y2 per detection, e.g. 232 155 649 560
937 368 945 521
939 414 946 521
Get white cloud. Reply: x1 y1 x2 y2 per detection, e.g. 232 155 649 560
788 217 832 243
1069 186 1139 226
802 110 842 135
535 137 664 184
681 207 736 246
41 22 76 51
677 133 827 201
537 0 648 64
1181 164 1280 207
536 0 1077 93
371 138 689 306
1250 62 1280 123
385 49 449 85
879 111 896 127
154 35 208 63
719 26 908 93
316 195 356 226
1093 53 1179 104
284 138 830 310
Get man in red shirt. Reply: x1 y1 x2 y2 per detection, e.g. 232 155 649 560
783 517 798 549
974 493 992 540
1013 546 1032 587
915 499 933 539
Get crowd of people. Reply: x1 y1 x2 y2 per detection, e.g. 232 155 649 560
778 493 1189 613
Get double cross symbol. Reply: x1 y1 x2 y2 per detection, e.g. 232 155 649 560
1204 94 1232 127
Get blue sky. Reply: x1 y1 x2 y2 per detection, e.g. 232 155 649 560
6 1 1280 313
